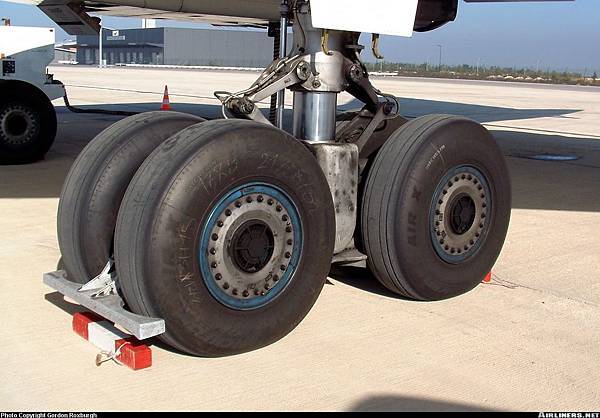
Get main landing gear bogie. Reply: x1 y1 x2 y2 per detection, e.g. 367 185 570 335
55 2 512 357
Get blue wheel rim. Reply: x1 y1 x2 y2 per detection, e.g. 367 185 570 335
199 182 303 310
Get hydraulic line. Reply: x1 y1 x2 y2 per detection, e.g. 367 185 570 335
63 91 138 117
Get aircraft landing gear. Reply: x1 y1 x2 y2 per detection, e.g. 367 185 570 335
54 1 511 356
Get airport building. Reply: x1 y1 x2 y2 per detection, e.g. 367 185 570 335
76 27 276 67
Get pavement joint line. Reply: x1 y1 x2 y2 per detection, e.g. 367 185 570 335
484 124 600 139
61 84 295 108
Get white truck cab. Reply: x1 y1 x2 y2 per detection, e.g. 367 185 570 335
0 25 65 164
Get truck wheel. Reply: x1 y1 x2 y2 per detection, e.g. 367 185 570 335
0 87 56 164
115 120 335 356
360 115 511 300
58 111 204 283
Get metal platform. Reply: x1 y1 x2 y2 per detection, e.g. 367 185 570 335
43 270 165 340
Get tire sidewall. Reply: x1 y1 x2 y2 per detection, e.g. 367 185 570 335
58 111 203 282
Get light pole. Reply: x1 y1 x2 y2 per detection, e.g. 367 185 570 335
437 44 443 71
98 19 103 68
98 21 117 68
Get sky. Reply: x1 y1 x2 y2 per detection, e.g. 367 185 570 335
0 0 598 73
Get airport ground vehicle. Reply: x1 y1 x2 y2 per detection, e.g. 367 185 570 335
0 25 64 164
29 0 551 356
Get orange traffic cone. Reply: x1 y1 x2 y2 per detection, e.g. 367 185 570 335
161 85 171 110
483 271 492 283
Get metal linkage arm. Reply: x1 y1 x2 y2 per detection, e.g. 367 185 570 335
215 56 306 125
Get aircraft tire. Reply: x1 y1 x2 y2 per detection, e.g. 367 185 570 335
114 120 335 356
0 81 57 165
57 111 204 283
360 115 511 300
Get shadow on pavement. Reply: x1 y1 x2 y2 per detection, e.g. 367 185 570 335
1 99 598 216
341 97 580 124
329 264 403 299
348 394 496 412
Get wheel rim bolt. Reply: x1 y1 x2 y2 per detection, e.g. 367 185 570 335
285 252 291 259
211 233 218 241
232 288 238 295
282 215 288 221
276 205 282 212
273 275 279 282
223 282 230 289
225 209 232 216
287 239 293 245
246 196 253 203
235 201 242 208
215 273 222 281
257 195 264 202
267 199 274 205
286 226 292 233
211 262 217 268
210 248 216 255
217 221 224 227
243 290 249 297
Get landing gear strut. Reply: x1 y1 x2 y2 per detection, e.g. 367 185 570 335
55 0 511 356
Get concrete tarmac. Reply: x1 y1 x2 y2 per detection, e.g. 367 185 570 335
1 66 599 411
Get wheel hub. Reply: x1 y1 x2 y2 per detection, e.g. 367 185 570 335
199 183 303 310
449 193 476 235
430 166 491 263
0 104 39 145
230 220 275 273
